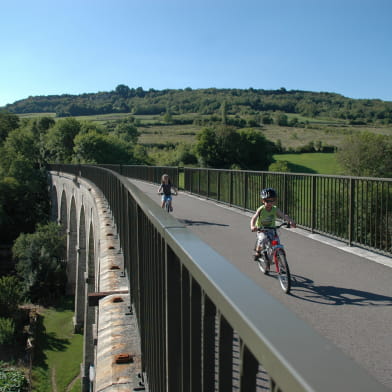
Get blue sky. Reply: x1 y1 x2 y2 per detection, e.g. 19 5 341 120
1 0 391 107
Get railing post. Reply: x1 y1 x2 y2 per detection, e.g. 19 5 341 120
229 171 233 206
349 178 355 246
217 171 221 202
207 169 210 199
244 172 248 210
311 176 317 233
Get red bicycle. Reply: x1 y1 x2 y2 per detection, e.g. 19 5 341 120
254 222 292 293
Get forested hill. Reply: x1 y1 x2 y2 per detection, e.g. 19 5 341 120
3 85 392 124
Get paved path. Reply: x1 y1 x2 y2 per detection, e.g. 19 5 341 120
130 179 392 390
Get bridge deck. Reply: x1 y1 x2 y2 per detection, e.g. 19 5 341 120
129 178 392 390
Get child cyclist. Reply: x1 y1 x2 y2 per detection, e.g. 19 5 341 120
158 173 178 211
250 188 296 261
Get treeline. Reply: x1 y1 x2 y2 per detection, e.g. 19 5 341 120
3 85 392 124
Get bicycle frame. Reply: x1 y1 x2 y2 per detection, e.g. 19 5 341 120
255 222 291 293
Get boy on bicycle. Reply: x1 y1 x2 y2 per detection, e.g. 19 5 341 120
250 188 296 260
158 173 178 211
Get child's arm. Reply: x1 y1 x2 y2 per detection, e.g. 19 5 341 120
157 184 163 193
276 208 296 227
250 207 262 231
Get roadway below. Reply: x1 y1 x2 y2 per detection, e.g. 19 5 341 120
129 179 392 390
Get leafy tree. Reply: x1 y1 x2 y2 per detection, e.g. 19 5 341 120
115 84 131 98
0 111 19 144
337 132 392 177
45 118 81 163
0 126 49 242
73 130 137 164
0 276 24 318
13 222 66 304
113 122 139 143
196 125 274 170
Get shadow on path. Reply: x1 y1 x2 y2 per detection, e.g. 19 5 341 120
178 219 229 227
290 275 392 306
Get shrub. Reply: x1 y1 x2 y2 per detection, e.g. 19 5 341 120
0 318 15 345
0 363 28 391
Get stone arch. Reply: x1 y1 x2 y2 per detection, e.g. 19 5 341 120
82 221 96 389
51 185 58 222
60 190 68 262
74 205 87 331
60 190 67 231
67 196 78 294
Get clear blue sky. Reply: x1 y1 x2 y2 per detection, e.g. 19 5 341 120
1 0 391 107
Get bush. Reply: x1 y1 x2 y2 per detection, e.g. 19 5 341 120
0 318 15 345
0 363 28 391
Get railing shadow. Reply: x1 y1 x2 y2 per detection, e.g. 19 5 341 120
290 275 392 306
178 219 229 227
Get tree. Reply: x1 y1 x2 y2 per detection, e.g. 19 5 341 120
115 84 131 98
73 130 137 164
13 222 66 303
45 118 81 162
0 111 19 144
0 276 24 318
0 127 49 242
337 132 392 177
196 125 275 170
235 128 275 170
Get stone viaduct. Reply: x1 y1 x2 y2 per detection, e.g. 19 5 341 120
49 171 144 391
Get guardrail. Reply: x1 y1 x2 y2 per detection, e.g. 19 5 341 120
100 165 392 256
48 164 388 392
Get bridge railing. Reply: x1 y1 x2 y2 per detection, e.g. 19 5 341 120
102 165 392 256
49 164 388 392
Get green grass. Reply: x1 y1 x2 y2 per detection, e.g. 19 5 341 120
273 153 343 175
32 297 83 392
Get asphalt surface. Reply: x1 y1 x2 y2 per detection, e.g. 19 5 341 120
130 179 392 390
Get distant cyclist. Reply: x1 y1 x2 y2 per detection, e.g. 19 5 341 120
158 173 178 212
250 188 296 260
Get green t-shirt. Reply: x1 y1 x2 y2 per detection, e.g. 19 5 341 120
255 205 277 228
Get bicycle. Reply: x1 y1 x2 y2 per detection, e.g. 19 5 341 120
159 192 177 213
253 222 292 293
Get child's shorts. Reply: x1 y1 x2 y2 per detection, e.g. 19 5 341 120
256 229 274 248
161 194 172 203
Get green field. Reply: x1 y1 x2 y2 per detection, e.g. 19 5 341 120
273 153 343 175
32 298 82 392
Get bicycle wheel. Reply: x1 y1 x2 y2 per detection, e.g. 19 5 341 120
275 249 291 293
165 200 170 213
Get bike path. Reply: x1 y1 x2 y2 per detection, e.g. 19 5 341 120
129 179 392 390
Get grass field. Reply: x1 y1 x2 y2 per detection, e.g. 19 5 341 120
273 153 343 175
32 297 82 392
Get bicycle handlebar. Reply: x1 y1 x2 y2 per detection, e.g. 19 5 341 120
256 222 291 231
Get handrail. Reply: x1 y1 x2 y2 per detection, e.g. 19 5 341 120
48 164 388 391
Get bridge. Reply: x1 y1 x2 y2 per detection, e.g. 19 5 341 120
48 165 392 392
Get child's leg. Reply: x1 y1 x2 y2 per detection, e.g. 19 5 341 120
255 232 267 253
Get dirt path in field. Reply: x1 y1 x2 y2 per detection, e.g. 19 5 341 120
51 367 58 392
66 372 81 392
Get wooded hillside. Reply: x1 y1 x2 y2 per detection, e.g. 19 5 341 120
3 85 392 125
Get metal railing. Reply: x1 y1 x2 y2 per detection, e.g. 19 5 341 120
104 165 391 256
48 164 388 392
